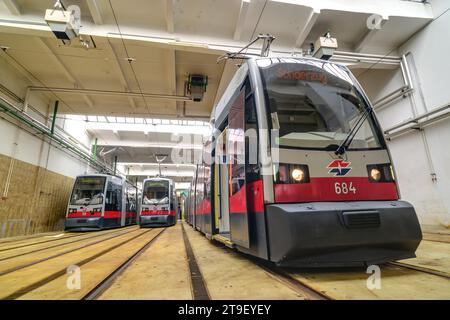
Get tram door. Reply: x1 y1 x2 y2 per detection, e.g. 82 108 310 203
120 183 126 227
228 89 250 248
216 130 230 237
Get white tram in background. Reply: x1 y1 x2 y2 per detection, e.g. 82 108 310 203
139 177 177 227
65 174 138 231
185 56 422 267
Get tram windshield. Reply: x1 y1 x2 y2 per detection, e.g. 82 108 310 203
257 58 384 150
70 177 106 206
142 180 169 205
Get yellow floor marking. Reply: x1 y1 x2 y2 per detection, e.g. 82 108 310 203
0 228 138 274
184 223 306 300
98 224 192 300
0 229 147 299
19 229 162 300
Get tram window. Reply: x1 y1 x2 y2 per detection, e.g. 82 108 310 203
70 176 106 206
105 182 122 212
229 88 246 196
244 78 260 182
126 187 136 213
195 165 205 206
142 180 169 205
204 166 212 201
258 61 384 150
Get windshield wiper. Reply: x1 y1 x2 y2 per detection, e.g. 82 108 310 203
335 106 374 155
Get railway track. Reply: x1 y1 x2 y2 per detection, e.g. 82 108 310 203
0 227 137 262
242 247 450 300
0 226 138 253
0 228 154 300
388 261 450 279
0 224 448 300
422 233 450 244
0 232 91 252
250 259 331 300
83 227 167 300
0 228 142 276
181 223 210 300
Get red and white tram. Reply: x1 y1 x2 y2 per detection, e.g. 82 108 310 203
185 56 422 267
65 174 138 231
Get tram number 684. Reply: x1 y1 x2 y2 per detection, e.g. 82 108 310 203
334 182 357 195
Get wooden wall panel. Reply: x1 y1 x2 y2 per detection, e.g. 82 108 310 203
0 154 74 238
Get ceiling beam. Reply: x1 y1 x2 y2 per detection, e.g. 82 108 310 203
165 0 174 33
95 140 203 149
165 48 178 115
36 37 95 108
293 9 319 50
354 19 388 53
166 49 177 95
233 0 251 41
86 0 104 25
3 0 21 15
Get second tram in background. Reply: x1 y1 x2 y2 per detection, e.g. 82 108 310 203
65 174 138 231
139 177 177 227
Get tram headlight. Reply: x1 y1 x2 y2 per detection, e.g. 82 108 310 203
367 164 395 182
370 168 381 182
292 169 305 182
275 164 310 184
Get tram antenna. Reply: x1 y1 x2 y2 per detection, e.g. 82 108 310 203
217 34 275 63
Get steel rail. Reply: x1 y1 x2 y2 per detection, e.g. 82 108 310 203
83 227 167 300
0 227 137 262
388 262 450 279
2 229 154 300
0 228 143 277
249 258 331 300
181 223 210 300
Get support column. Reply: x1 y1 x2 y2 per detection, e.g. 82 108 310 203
91 138 98 161
50 101 59 134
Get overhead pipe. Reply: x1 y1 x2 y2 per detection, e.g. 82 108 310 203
384 103 450 136
331 55 400 64
333 50 401 60
0 95 116 175
371 54 416 111
28 86 192 102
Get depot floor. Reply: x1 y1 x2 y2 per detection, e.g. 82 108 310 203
0 222 448 300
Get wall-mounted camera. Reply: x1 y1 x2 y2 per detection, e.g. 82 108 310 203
312 32 338 61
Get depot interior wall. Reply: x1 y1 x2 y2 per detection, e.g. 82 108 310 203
355 3 450 229
0 54 95 238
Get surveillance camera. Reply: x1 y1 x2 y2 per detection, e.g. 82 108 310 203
45 9 79 41
313 36 338 60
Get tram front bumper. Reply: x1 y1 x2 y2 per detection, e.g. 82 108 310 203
140 215 174 227
65 217 103 231
266 201 422 267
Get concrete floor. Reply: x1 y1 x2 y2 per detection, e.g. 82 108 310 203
0 222 448 300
